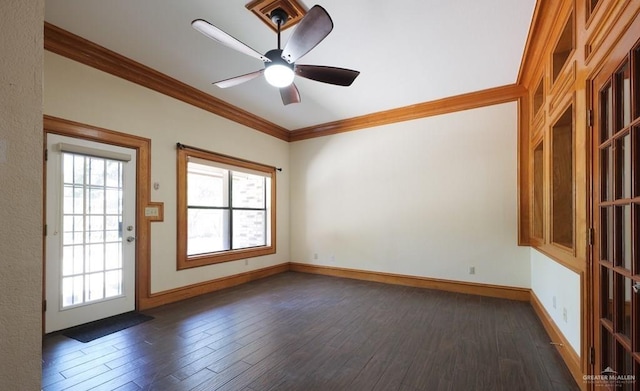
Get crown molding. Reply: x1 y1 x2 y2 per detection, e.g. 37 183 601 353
44 22 290 142
45 23 525 144
288 84 526 141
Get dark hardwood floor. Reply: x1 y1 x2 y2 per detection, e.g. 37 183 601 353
43 272 579 391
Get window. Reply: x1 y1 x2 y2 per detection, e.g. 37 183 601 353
177 145 276 269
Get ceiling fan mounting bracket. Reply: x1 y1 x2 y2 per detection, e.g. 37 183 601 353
270 8 289 27
245 0 306 32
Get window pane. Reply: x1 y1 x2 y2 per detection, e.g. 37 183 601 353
601 83 613 143
86 244 104 272
105 160 121 188
105 243 121 270
233 210 266 249
187 162 227 207
601 146 613 201
86 272 104 302
602 266 613 322
89 158 105 186
88 188 104 215
602 328 614 372
615 133 631 199
105 270 121 298
615 205 632 270
616 62 631 129
601 207 614 262
232 172 266 208
621 277 632 339
187 209 230 255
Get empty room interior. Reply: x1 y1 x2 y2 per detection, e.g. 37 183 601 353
2 0 640 390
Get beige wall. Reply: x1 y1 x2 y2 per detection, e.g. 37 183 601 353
290 102 531 288
44 52 290 293
0 0 44 389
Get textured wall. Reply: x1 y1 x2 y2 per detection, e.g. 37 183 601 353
44 52 290 294
0 0 44 389
290 102 531 288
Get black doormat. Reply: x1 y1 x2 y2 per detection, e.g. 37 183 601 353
62 311 154 343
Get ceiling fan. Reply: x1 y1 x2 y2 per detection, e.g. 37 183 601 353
192 5 360 105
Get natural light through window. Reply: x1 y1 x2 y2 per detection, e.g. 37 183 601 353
177 146 276 268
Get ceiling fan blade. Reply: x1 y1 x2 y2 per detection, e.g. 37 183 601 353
192 19 269 63
280 83 301 105
214 69 264 88
281 5 333 64
295 65 360 86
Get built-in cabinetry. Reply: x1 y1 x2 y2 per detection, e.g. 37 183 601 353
519 0 640 388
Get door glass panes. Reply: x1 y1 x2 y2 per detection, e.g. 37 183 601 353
601 83 613 142
602 145 613 201
615 205 632 270
596 43 640 386
61 153 124 308
620 276 632 339
635 47 640 120
603 266 614 321
602 328 614 371
616 133 632 199
601 207 614 262
616 62 631 129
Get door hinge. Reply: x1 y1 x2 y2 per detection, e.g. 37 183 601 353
588 227 594 246
589 346 595 365
44 148 48 161
587 109 593 128
44 224 47 236
43 300 47 312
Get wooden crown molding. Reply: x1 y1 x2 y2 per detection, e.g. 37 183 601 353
44 22 290 142
45 23 526 144
288 84 526 142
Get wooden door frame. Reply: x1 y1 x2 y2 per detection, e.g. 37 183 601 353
42 115 152 333
588 23 640 386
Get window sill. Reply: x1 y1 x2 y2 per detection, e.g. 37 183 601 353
177 245 276 269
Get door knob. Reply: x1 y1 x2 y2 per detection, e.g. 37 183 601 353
126 236 135 243
632 282 640 294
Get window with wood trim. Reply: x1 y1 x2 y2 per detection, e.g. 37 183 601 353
177 145 276 269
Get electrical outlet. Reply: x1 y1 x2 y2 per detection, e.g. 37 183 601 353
313 253 318 260
552 296 556 309
244 259 248 266
330 255 335 263
563 308 568 323
469 266 475 275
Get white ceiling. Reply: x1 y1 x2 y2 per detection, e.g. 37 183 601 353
45 0 536 130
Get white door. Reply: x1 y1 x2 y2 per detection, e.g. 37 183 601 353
45 134 136 333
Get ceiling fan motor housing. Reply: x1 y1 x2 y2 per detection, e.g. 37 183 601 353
265 49 294 69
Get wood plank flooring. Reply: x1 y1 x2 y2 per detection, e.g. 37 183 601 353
43 272 579 390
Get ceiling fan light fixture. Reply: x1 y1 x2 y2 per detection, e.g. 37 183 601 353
264 49 295 87
264 63 295 87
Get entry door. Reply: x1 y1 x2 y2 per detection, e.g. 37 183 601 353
45 134 137 333
592 38 639 387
